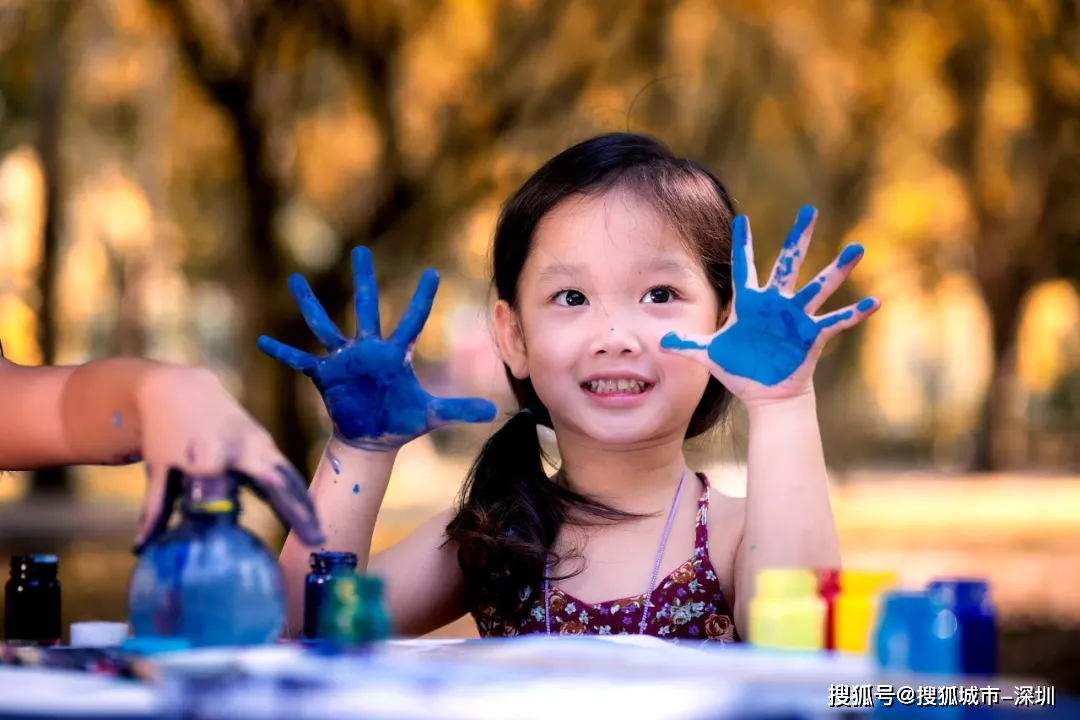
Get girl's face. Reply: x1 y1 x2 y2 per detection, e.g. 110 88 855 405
494 188 722 447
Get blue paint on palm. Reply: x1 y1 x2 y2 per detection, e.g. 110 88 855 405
352 484 359 494
668 288 835 386
661 208 863 388
258 247 497 451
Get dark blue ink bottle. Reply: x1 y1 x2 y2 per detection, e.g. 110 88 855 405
127 474 286 647
4 555 61 645
928 578 996 675
304 551 358 639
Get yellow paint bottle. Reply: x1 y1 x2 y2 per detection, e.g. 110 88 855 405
749 568 825 651
834 570 899 654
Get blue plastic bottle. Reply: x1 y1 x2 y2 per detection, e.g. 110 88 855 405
127 475 286 647
873 590 959 675
928 578 996 675
303 551 358 639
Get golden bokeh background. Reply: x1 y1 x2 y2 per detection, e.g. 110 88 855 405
1 0 1078 689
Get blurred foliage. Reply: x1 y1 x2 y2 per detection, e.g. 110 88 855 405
0 0 1078 487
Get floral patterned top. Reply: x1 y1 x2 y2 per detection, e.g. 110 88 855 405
471 473 739 643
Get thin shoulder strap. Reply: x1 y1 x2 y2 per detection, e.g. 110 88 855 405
694 472 710 555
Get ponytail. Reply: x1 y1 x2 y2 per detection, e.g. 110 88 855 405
445 397 644 618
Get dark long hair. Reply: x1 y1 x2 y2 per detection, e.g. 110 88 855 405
445 133 737 618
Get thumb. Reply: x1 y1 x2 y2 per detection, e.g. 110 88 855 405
659 331 715 366
428 396 499 428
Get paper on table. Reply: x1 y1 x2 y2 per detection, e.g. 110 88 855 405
0 668 156 716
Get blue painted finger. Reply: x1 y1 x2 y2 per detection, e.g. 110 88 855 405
731 215 758 290
428 395 498 427
660 331 710 353
390 269 440 346
768 205 817 291
257 335 319 373
659 332 715 366
351 246 382 339
794 243 864 312
288 273 347 350
816 297 879 334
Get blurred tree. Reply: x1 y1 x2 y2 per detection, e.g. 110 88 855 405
941 0 1080 469
32 0 74 493
155 0 643 473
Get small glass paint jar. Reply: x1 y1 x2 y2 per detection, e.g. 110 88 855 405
303 551 359 639
4 555 62 645
834 570 898 654
928 578 996 675
749 568 825 651
318 573 392 645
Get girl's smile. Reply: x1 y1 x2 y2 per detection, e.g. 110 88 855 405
580 371 656 408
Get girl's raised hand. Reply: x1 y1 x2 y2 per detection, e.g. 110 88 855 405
258 247 498 451
660 206 879 404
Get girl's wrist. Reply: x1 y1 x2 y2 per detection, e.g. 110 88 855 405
330 427 409 454
743 389 817 421
326 431 400 466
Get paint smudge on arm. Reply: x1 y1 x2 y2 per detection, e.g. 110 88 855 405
112 412 122 428
352 484 360 494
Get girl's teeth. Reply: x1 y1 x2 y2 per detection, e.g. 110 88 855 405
587 379 647 394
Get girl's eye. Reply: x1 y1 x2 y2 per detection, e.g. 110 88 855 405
553 289 588 307
642 286 679 304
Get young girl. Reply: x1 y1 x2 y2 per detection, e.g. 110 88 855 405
262 132 877 640
0 349 324 552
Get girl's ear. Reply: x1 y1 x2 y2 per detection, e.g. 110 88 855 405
493 300 529 380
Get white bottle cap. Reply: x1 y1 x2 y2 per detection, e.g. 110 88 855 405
70 621 130 648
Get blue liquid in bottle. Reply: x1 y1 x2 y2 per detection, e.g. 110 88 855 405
303 551 358 639
127 475 286 647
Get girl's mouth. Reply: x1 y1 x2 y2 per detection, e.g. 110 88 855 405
582 379 653 395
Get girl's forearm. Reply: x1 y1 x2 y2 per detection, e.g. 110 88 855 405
736 391 841 630
278 437 398 635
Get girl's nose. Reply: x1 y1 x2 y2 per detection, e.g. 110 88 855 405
589 314 643 356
